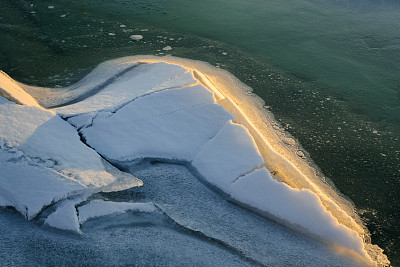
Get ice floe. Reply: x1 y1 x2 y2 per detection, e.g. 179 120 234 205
129 35 143 40
0 56 386 265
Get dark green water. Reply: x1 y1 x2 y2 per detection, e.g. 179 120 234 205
0 0 399 265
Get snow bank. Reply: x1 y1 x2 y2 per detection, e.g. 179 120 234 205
78 200 156 223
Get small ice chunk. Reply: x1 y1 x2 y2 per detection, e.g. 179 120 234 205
48 5 54 9
108 32 116 36
130 35 143 40
60 14 66 18
222 52 227 55
192 121 264 190
162 46 172 51
120 24 126 28
45 198 85 232
78 200 156 223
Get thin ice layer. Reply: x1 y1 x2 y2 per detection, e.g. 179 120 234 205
82 85 233 161
78 200 156 223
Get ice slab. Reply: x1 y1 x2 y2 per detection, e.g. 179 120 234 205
45 198 83 232
229 168 366 257
1 99 115 187
82 85 233 161
78 200 156 223
0 149 85 219
0 98 142 219
192 121 264 190
54 62 197 116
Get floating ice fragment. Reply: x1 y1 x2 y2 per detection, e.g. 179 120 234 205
162 46 172 51
130 35 143 40
48 5 54 9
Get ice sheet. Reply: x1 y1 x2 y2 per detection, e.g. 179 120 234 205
81 86 233 161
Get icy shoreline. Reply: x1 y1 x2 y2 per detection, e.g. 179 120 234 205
0 56 389 266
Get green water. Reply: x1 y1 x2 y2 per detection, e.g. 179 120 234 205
0 0 399 265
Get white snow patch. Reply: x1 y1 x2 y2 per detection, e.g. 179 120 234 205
78 200 156 223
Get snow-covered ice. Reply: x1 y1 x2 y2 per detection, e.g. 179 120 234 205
81 85 233 161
